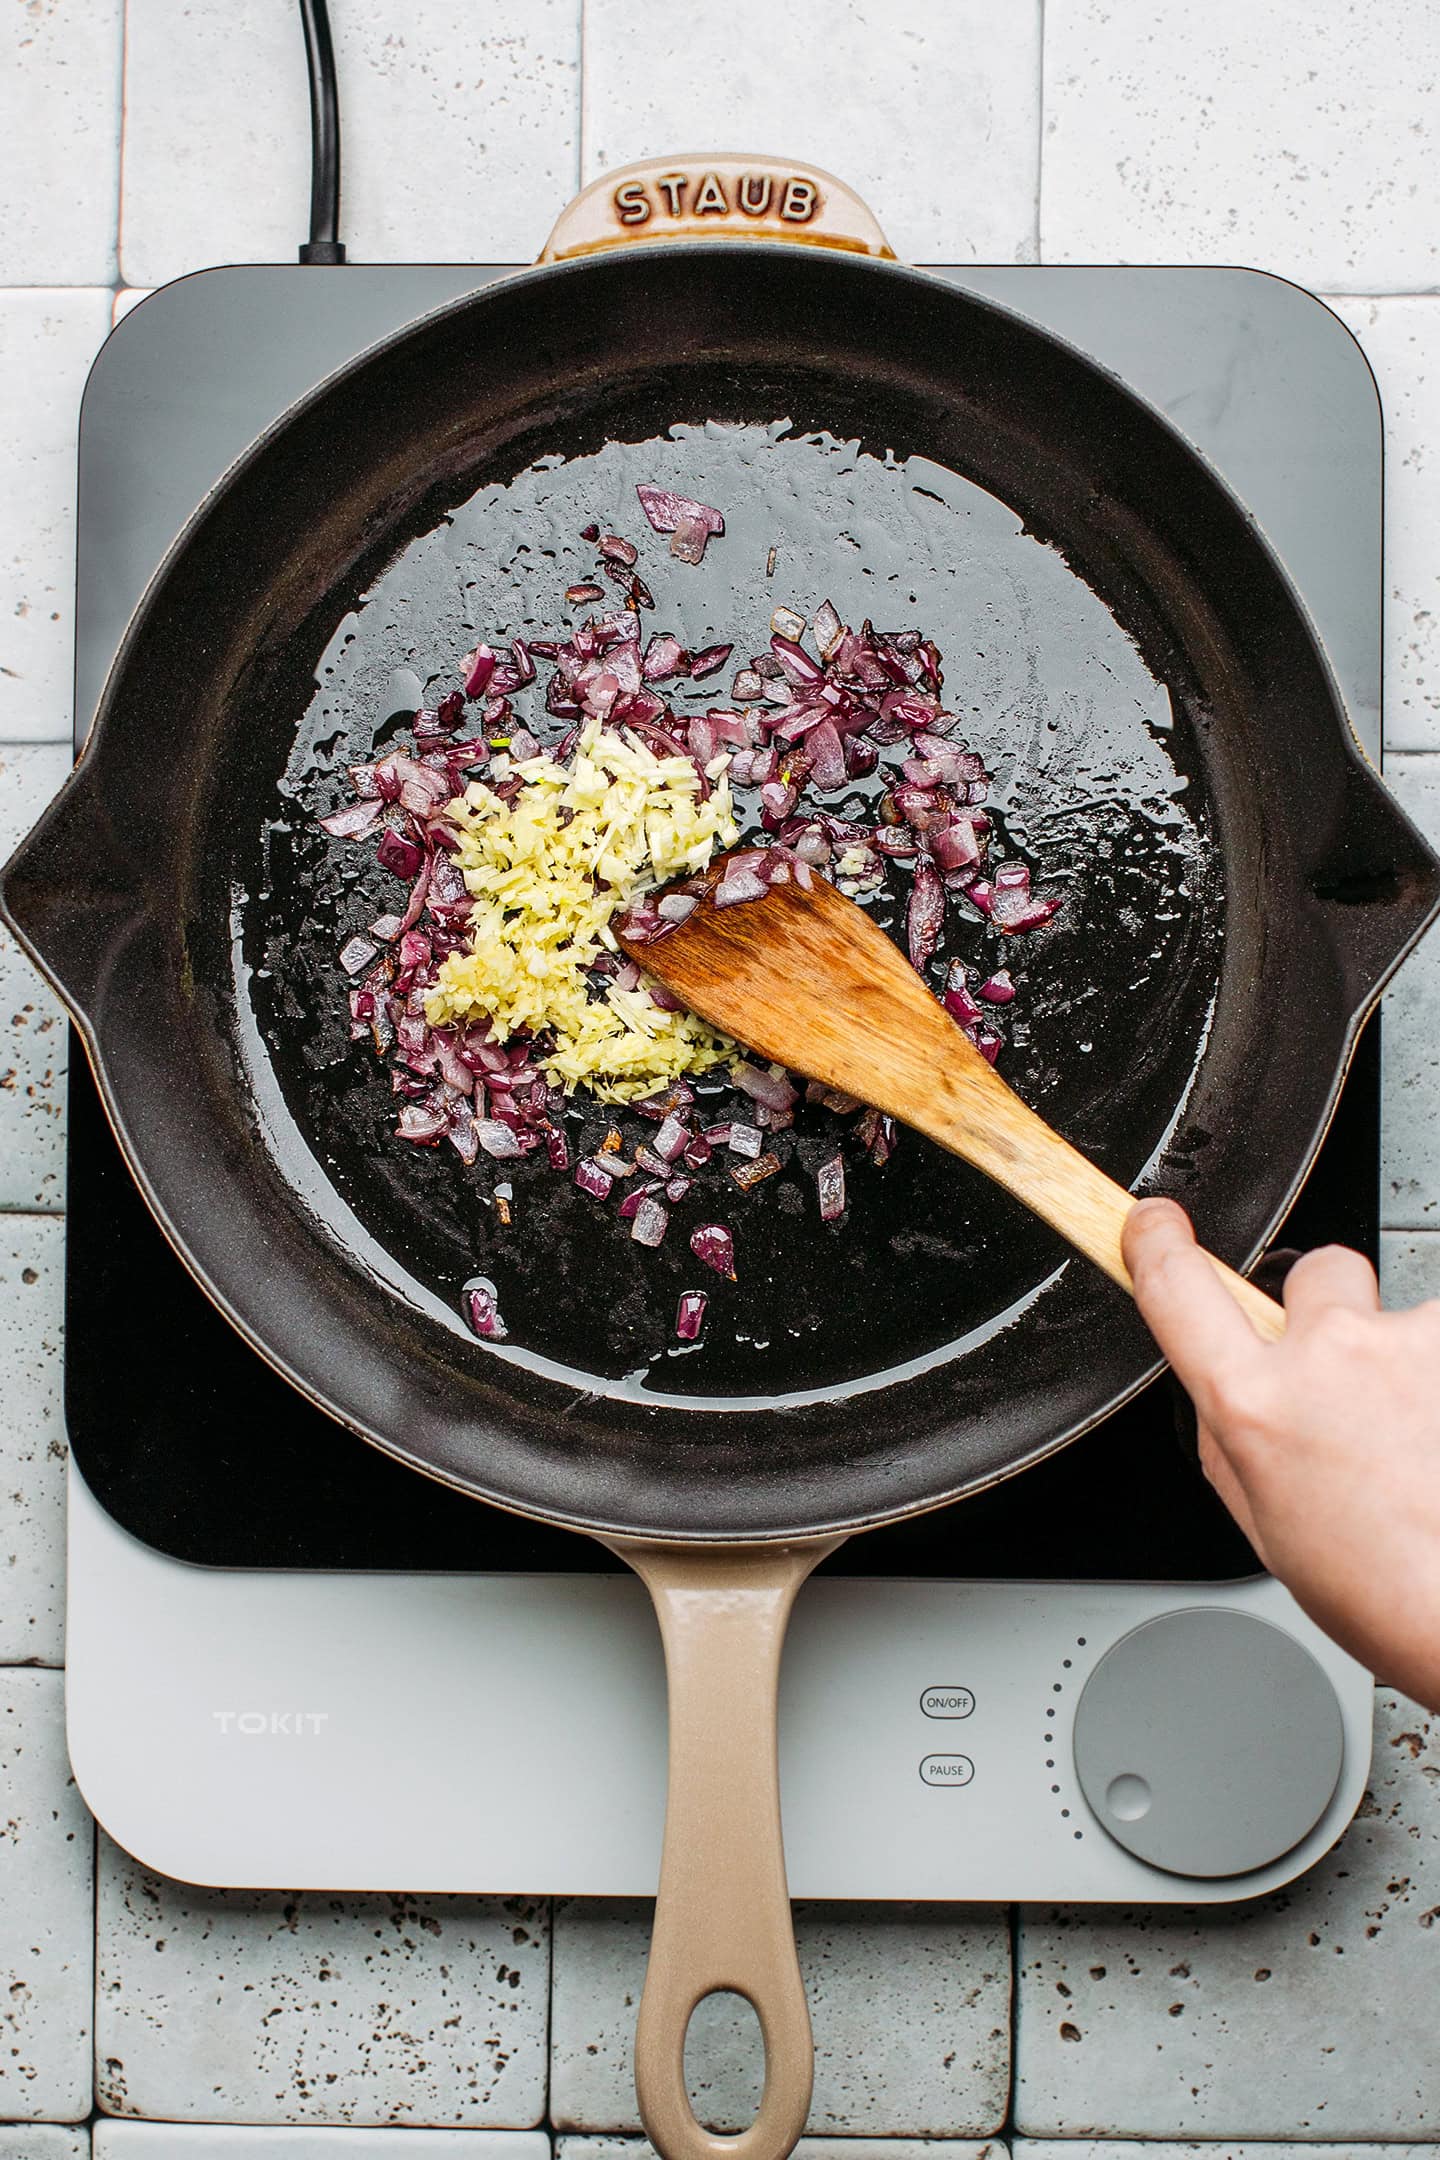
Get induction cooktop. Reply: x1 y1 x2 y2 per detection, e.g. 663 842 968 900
62 261 1379 1897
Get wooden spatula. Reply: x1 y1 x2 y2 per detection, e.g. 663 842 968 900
620 869 1285 1342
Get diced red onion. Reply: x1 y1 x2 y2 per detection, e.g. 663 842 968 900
733 1061 797 1114
812 600 843 659
670 513 713 565
635 484 724 538
377 828 424 880
642 633 687 682
727 1122 763 1159
464 644 498 698
463 1276 508 1340
599 533 638 566
730 1150 780 1191
475 1119 524 1160
339 934 378 977
675 1291 708 1340
907 861 945 971
714 867 768 909
979 970 1016 1003
690 1223 736 1279
807 718 847 792
320 798 385 840
816 1151 846 1222
652 1112 691 1163
618 1179 663 1220
397 1101 447 1144
575 1157 616 1199
689 643 733 680
630 1194 670 1247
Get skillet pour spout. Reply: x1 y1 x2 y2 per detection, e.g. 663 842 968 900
1310 747 1440 1016
0 750 142 1034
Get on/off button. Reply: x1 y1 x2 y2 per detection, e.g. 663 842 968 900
920 1754 975 1787
921 1685 975 1718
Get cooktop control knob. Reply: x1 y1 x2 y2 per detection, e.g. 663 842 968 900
1072 1609 1344 1878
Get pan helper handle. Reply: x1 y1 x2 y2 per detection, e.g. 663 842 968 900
538 155 894 264
605 1534 846 2160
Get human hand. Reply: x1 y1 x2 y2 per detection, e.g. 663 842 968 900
1123 1196 1440 1712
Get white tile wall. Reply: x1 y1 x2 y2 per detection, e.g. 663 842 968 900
0 295 113 744
94 1845 550 2127
0 748 70 1214
581 0 1041 266
1041 0 1440 292
1014 1692 1440 2138
550 1899 1011 2137
0 1217 66 1667
119 0 580 288
0 2131 89 2159
0 1672 94 2125
4 4 1440 2149
93 2129 549 2156
0 0 123 287
1379 757 1440 1224
1329 298 1440 753
558 2143 1007 2160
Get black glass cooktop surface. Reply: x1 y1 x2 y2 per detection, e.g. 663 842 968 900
65 1021 1377 1575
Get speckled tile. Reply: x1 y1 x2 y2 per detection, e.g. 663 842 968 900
0 1216 65 1664
93 2128 547 2156
1380 755 1440 1226
0 293 113 743
94 1842 549 2127
0 2130 88 2159
1380 1229 1440 1306
582 0 1040 267
0 745 70 1212
550 1898 1010 2136
119 0 580 288
1324 298 1440 752
1041 0 1440 292
0 0 122 285
0 1670 95 2125
1014 1689 1440 2137
1017 2146 1439 2160
558 2141 1006 2160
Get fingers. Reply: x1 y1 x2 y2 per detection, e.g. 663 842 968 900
1281 1242 1380 1326
1196 1422 1268 1565
1123 1197 1265 1400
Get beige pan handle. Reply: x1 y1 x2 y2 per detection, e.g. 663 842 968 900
605 1534 846 2160
538 154 895 264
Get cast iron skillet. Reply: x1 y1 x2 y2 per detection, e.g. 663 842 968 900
5 159 1439 2160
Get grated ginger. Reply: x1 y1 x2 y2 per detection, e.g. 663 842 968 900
423 719 739 1102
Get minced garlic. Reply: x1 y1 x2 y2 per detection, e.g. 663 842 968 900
423 720 739 1102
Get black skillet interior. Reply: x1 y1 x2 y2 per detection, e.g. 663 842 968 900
10 245 1439 1540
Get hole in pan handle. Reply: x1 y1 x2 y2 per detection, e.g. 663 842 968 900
604 1533 846 2160
537 154 896 266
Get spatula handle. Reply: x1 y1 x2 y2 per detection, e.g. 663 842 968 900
939 1083 1286 1344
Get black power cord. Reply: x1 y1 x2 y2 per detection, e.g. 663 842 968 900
298 0 346 263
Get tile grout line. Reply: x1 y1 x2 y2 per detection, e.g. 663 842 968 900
1033 0 1046 265
576 0 588 196
112 0 127 292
